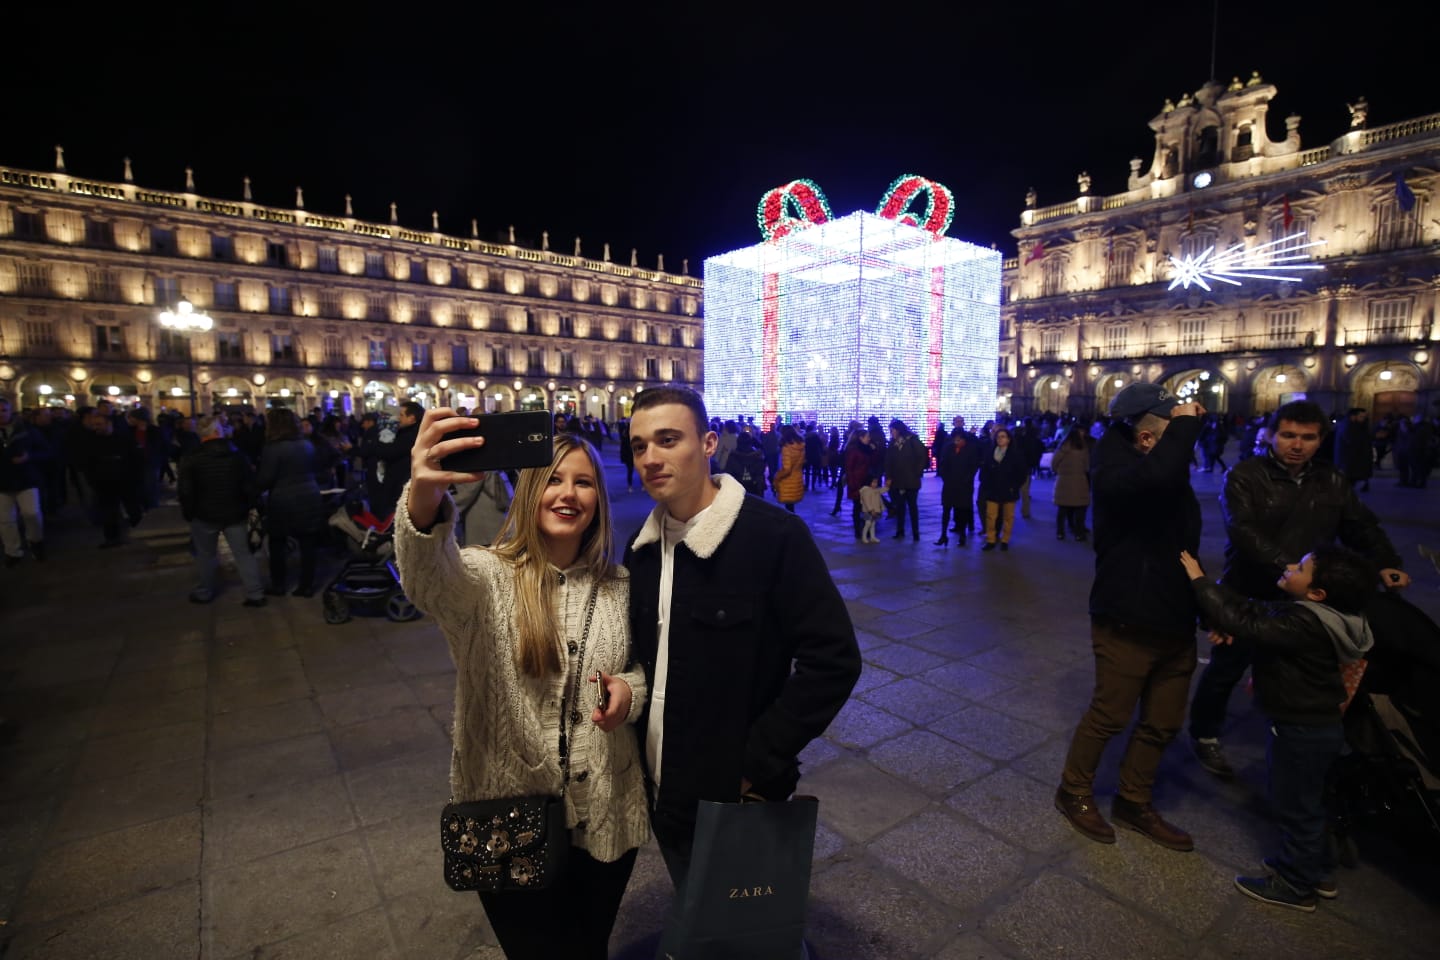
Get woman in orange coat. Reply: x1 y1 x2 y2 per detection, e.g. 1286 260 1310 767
772 424 806 512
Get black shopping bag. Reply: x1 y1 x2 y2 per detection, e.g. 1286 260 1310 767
659 796 819 960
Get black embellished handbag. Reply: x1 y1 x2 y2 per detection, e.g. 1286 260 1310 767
439 583 598 893
440 795 567 891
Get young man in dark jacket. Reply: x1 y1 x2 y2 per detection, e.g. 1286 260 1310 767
1186 400 1406 779
1056 382 1203 852
178 415 265 606
624 387 861 905
884 419 927 541
1182 544 1375 912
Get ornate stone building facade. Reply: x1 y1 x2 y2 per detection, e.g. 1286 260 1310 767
1000 73 1439 420
0 155 703 420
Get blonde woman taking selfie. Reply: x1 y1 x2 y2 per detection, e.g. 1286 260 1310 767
395 408 649 960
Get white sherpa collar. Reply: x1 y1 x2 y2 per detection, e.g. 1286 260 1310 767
630 473 745 559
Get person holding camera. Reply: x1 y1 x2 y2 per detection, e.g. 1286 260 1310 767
395 409 649 960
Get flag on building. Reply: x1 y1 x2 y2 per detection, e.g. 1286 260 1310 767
1395 171 1417 212
1024 240 1046 264
1282 195 1294 228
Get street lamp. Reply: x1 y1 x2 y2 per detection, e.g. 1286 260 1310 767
158 300 213 414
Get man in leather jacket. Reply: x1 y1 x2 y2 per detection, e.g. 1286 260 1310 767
1187 400 1408 779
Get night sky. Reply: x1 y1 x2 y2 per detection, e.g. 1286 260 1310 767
5 2 1433 266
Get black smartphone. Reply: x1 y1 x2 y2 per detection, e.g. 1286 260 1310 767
440 411 554 473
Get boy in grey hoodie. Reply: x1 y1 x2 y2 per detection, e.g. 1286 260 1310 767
1180 544 1375 913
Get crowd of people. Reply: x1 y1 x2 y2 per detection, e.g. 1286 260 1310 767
2 387 1433 940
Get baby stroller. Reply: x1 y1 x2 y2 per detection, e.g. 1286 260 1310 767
320 499 421 625
1330 590 1440 864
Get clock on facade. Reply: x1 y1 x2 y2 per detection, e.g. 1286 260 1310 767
1191 171 1213 189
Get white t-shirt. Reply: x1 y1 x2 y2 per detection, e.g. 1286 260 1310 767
644 505 710 788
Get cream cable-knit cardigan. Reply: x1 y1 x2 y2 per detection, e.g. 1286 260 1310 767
394 486 651 863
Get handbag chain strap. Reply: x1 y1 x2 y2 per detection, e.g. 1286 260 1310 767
556 579 600 792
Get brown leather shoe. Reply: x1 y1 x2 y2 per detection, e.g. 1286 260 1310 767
1111 797 1194 851
1054 787 1116 844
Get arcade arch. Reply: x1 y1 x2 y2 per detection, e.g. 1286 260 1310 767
1251 364 1307 414
1350 360 1421 419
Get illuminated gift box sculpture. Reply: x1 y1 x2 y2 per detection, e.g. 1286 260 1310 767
704 176 1000 431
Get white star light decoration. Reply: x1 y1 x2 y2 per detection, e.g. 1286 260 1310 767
1167 232 1325 291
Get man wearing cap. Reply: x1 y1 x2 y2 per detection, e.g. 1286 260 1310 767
1055 382 1204 851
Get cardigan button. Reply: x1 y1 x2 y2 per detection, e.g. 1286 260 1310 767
577 770 589 782
568 641 577 654
575 820 588 830
557 572 566 584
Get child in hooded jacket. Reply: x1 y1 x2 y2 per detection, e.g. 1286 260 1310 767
1180 543 1375 914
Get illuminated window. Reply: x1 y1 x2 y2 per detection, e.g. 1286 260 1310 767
1106 244 1135 287
1104 324 1130 358
85 219 114 248
87 268 119 302
154 276 179 307
1367 299 1411 344
156 328 185 359
15 262 51 296
271 334 295 362
526 348 544 372
216 331 243 360
319 290 341 318
11 211 42 239
1268 214 1311 254
1266 309 1299 348
413 299 431 324
94 324 125 356
214 281 237 310
1040 256 1066 297
1180 317 1206 352
366 294 389 322
24 320 54 348
368 339 389 369
1039 329 1061 361
324 336 345 364
702 211 1000 429
1373 198 1423 252
268 285 291 315
317 246 339 273
364 252 386 278
1180 231 1215 262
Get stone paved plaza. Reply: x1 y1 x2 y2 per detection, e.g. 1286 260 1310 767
2 457 1438 959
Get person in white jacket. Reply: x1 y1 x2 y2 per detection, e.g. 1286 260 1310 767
397 413 649 959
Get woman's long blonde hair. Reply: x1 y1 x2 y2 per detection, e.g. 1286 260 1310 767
488 433 616 678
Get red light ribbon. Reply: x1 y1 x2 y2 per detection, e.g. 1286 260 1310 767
758 175 955 241
757 179 833 241
876 174 955 236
